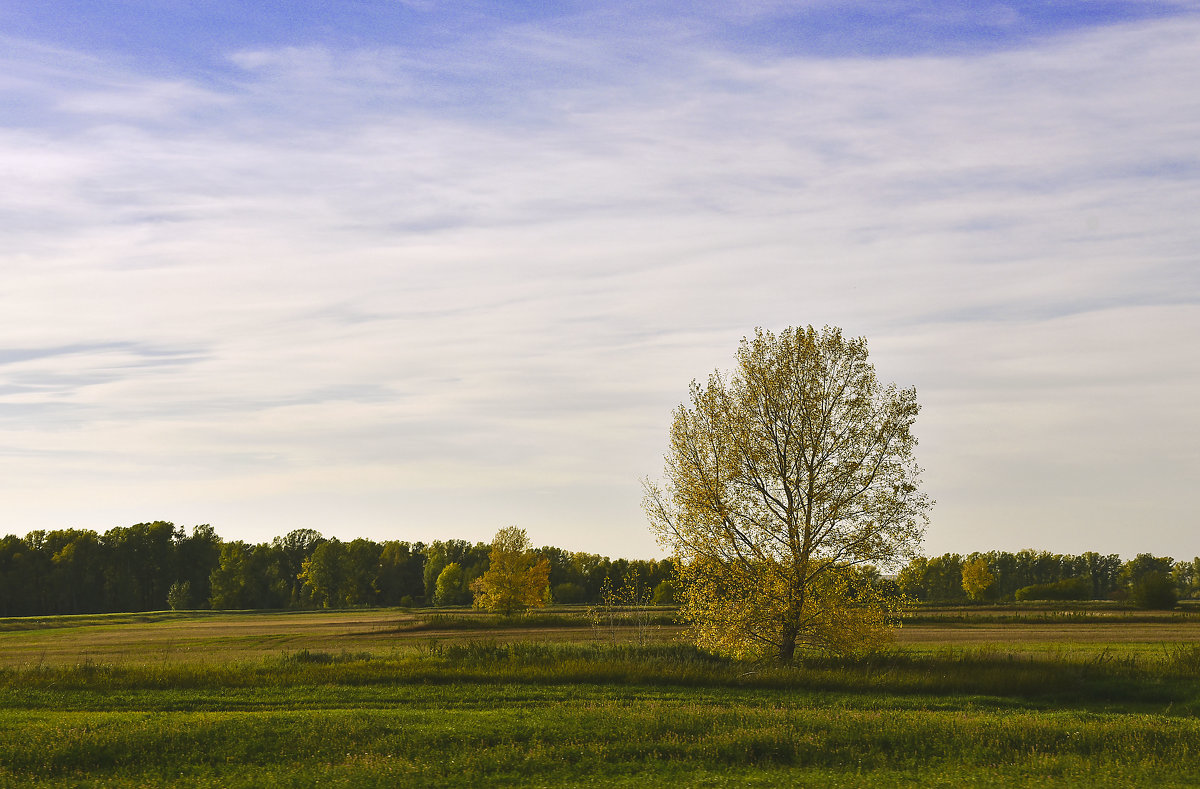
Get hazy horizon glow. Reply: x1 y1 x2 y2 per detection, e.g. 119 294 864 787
2 2 1198 559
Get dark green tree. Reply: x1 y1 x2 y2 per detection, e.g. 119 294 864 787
273 529 325 605
46 530 105 614
298 541 347 608
209 542 252 610
376 541 426 606
175 524 222 608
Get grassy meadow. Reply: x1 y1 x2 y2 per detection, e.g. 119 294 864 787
2 605 1199 786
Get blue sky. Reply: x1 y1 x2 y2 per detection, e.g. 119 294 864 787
2 1 1199 560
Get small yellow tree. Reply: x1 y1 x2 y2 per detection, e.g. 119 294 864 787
471 527 550 616
961 556 995 602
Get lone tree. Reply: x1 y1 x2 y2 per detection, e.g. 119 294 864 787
644 326 931 661
471 527 550 615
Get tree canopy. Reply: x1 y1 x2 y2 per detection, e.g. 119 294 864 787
471 527 550 615
645 325 931 661
1 518 1195 617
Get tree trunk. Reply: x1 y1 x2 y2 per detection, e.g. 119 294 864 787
779 624 797 663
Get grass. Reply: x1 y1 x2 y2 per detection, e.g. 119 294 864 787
1 606 1199 786
3 694 1197 787
399 608 678 632
907 601 1200 625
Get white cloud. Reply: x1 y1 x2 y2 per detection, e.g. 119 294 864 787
1 15 1198 557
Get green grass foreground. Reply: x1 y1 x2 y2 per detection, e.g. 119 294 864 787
2 640 1200 787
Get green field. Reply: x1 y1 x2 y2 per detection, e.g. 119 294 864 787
2 606 1199 787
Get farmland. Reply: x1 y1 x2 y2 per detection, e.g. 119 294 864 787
2 605 1199 786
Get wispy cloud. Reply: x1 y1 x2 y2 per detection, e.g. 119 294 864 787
1 7 1198 556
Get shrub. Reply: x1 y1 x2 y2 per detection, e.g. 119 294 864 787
280 649 372 665
1014 577 1090 601
1131 572 1177 610
552 582 586 604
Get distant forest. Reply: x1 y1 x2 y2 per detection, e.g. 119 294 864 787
0 523 676 617
1 522 1198 616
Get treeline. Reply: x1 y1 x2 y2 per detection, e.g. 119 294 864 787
0 523 676 617
5 523 1199 617
897 550 1200 607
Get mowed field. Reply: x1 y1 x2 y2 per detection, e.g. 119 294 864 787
2 605 1199 787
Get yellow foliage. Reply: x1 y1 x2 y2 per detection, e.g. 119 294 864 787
645 325 930 661
470 527 550 616
961 557 995 602
679 559 905 659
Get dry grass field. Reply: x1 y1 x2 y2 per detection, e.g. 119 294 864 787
900 620 1200 648
3 605 1200 667
0 607 657 667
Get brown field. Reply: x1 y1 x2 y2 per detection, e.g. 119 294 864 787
0 609 637 666
897 618 1200 642
3 606 1200 667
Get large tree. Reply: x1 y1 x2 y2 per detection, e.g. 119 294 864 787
644 326 931 661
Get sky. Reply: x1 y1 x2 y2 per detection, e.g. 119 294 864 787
2 1 1198 561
